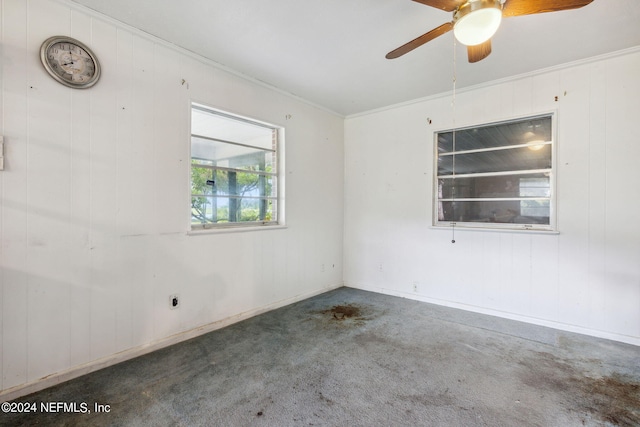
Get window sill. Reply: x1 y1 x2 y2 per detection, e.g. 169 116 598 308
188 224 287 236
430 224 559 235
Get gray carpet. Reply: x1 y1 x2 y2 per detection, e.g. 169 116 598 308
2 287 639 426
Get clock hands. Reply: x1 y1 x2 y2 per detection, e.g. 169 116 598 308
63 49 74 66
61 50 84 71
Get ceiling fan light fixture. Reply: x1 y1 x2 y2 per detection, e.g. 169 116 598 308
453 0 502 46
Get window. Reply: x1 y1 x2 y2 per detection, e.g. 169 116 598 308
190 103 282 229
434 113 554 231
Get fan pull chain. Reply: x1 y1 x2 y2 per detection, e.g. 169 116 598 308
451 38 457 244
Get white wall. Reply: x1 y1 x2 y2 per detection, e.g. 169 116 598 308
1 0 638 403
0 0 344 398
344 49 640 346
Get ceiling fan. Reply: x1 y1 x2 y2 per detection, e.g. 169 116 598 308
386 0 594 63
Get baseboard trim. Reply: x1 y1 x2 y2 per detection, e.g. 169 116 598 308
0 283 343 402
345 283 640 347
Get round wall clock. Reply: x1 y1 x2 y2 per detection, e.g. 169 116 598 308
40 36 101 89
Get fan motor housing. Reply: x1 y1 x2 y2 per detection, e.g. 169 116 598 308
454 0 503 20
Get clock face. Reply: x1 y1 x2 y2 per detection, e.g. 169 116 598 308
40 36 101 88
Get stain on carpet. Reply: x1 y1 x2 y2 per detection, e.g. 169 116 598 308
579 374 640 426
324 304 362 320
519 351 640 426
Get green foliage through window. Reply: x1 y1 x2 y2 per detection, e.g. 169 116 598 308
190 104 280 228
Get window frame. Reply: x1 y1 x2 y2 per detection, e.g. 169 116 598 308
189 102 285 231
432 112 557 232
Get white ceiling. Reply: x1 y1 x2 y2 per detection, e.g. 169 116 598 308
70 0 640 116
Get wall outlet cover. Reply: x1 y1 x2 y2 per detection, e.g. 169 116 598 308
170 294 180 309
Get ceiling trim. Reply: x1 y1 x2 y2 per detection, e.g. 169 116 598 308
347 45 640 120
60 0 345 118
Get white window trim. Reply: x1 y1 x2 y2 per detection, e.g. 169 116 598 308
432 111 557 232
188 101 285 233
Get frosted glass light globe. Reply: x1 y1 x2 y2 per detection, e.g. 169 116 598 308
454 7 502 46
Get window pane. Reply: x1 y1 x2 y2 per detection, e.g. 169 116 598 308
191 136 275 171
438 145 552 176
212 170 275 198
439 200 550 224
192 107 274 150
439 173 550 199
438 115 552 153
191 196 274 224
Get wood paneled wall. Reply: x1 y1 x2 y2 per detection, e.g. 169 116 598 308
0 0 344 397
344 49 640 346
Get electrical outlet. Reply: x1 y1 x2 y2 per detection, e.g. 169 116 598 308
170 294 179 309
413 282 418 293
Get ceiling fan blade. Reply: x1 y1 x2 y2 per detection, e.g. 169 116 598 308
502 0 594 18
411 0 462 12
467 39 492 63
386 22 453 59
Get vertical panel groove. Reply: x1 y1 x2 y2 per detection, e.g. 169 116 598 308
25 0 31 384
